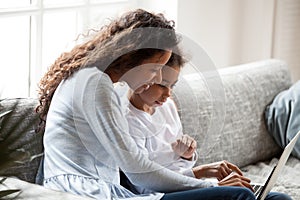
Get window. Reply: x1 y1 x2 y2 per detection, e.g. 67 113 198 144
0 0 130 98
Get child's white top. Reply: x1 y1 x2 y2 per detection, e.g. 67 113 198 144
126 97 199 193
127 98 197 177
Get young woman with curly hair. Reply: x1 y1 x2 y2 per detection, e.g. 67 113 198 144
35 8 291 200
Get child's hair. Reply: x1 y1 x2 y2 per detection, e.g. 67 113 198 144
36 9 179 132
166 47 187 69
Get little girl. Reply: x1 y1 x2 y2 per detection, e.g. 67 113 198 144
124 52 199 193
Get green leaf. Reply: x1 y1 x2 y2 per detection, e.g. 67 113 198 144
0 178 7 184
0 110 12 118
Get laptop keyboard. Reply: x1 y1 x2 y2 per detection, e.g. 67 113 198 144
252 184 263 198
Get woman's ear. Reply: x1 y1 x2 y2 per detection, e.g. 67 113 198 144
134 84 150 94
105 68 122 83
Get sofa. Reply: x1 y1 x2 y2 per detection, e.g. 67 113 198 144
0 59 299 199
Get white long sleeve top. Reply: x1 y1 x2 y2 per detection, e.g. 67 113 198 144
126 98 197 177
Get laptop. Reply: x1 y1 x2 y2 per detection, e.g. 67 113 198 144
252 130 300 200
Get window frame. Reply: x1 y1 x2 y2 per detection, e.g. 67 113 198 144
0 0 130 97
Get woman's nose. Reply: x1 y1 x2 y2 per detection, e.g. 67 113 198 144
164 87 171 97
153 69 162 84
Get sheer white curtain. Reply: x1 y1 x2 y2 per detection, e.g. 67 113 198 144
272 0 300 82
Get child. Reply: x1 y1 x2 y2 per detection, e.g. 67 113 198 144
126 52 198 176
125 53 240 190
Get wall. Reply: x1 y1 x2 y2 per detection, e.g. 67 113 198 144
177 0 275 67
176 0 300 81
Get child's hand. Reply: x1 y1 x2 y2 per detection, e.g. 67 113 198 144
171 134 197 160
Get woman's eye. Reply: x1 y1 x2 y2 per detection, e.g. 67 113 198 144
158 84 167 88
151 66 162 73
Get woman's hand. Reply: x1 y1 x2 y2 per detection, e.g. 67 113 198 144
218 172 254 192
171 134 197 160
192 160 243 181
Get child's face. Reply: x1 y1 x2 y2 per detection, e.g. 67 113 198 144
137 65 180 107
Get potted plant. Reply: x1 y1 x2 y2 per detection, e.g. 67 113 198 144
0 106 21 198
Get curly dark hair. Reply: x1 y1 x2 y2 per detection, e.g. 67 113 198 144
166 47 187 69
36 9 179 132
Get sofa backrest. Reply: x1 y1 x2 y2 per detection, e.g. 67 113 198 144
173 59 292 167
0 98 43 183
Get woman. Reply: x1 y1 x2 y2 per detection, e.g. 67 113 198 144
36 9 273 200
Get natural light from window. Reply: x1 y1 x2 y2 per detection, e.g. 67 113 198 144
0 0 130 98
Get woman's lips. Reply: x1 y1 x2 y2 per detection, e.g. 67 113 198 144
155 100 166 106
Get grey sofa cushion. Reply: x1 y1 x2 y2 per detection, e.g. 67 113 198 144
265 80 300 159
173 59 292 167
0 98 43 183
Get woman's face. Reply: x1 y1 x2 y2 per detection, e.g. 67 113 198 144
119 51 172 93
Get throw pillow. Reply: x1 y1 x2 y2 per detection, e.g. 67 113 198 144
265 80 300 159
